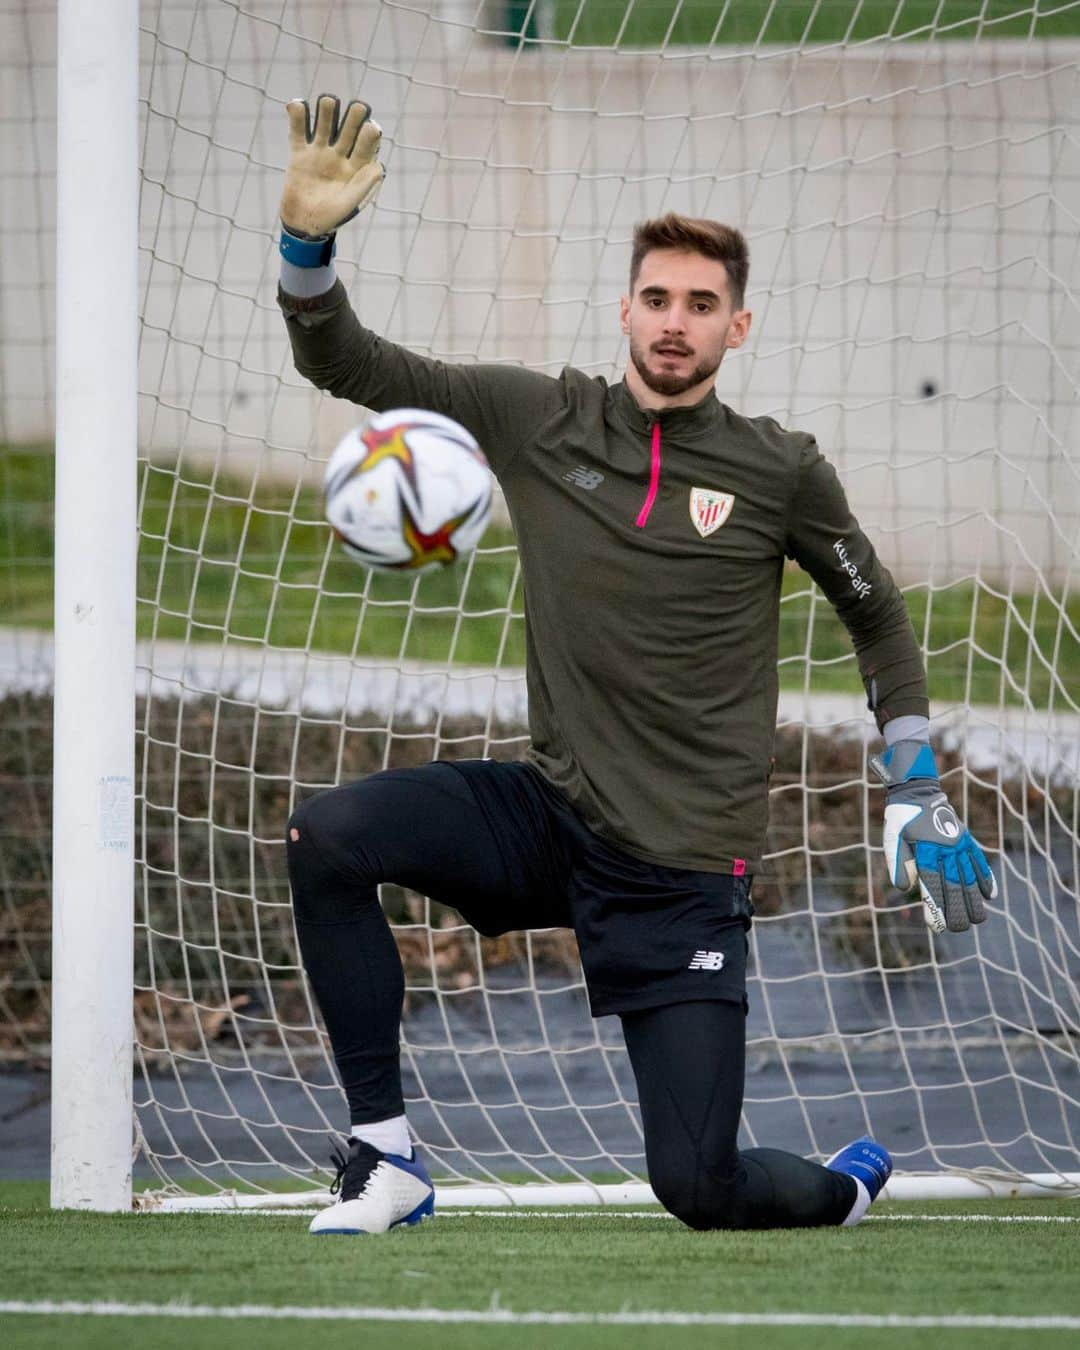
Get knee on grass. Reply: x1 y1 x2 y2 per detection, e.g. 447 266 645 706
651 1165 741 1232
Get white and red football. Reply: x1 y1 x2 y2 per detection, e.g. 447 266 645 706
324 408 493 572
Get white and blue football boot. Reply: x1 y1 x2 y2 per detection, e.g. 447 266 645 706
825 1135 893 1224
309 1136 435 1235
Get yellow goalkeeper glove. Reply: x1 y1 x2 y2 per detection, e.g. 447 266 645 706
279 94 383 262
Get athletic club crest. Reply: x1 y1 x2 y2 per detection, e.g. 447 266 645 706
689 487 734 538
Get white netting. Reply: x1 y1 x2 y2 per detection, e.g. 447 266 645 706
2 0 1079 1197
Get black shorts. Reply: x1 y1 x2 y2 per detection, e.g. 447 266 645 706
443 759 753 1019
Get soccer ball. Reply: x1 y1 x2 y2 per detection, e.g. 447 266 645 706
324 408 493 572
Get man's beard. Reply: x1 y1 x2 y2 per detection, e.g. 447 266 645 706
629 334 725 397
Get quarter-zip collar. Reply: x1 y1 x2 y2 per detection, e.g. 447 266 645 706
611 379 725 440
611 381 725 528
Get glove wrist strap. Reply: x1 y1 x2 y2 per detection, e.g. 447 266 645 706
871 739 940 789
279 225 337 268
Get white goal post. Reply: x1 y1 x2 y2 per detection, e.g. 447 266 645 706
51 0 139 1212
34 0 1080 1212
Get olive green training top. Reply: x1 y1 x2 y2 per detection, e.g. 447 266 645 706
279 281 928 873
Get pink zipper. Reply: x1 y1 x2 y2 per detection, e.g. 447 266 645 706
635 421 661 528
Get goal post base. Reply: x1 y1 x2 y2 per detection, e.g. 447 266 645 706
136 1173 1080 1213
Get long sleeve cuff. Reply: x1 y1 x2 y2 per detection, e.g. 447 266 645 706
280 257 338 299
883 714 930 746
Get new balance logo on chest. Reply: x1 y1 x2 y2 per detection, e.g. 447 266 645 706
688 950 726 971
564 465 604 490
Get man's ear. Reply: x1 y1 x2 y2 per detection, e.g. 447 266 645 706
726 309 752 349
619 294 631 334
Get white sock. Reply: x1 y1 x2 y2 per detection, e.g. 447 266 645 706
841 1177 873 1227
351 1114 411 1158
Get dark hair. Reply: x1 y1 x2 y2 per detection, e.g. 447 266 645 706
629 213 750 309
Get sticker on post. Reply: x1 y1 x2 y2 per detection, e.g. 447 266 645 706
99 775 133 851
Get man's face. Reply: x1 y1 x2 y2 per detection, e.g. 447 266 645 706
620 248 751 401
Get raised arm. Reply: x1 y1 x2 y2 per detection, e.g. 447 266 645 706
785 439 996 934
276 94 561 472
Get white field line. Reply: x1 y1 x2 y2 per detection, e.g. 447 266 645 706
865 1215 1080 1224
1 1301 1078 1330
448 1212 1080 1224
175 1208 1080 1223
437 1212 1080 1223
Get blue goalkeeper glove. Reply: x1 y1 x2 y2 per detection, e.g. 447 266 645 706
868 740 996 934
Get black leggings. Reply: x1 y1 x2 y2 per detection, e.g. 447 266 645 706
623 1001 854 1229
286 769 855 1230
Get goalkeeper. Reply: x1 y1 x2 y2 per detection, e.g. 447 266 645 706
278 96 997 1236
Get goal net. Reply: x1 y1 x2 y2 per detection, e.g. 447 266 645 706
5 0 1079 1207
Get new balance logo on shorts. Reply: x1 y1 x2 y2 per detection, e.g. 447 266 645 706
564 465 604 490
688 950 725 971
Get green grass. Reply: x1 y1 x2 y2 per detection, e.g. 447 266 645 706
548 1 1080 48
1 1182 1078 1349
2 446 527 667
3 445 1078 706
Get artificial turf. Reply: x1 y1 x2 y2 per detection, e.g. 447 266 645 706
1 1183 1077 1350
